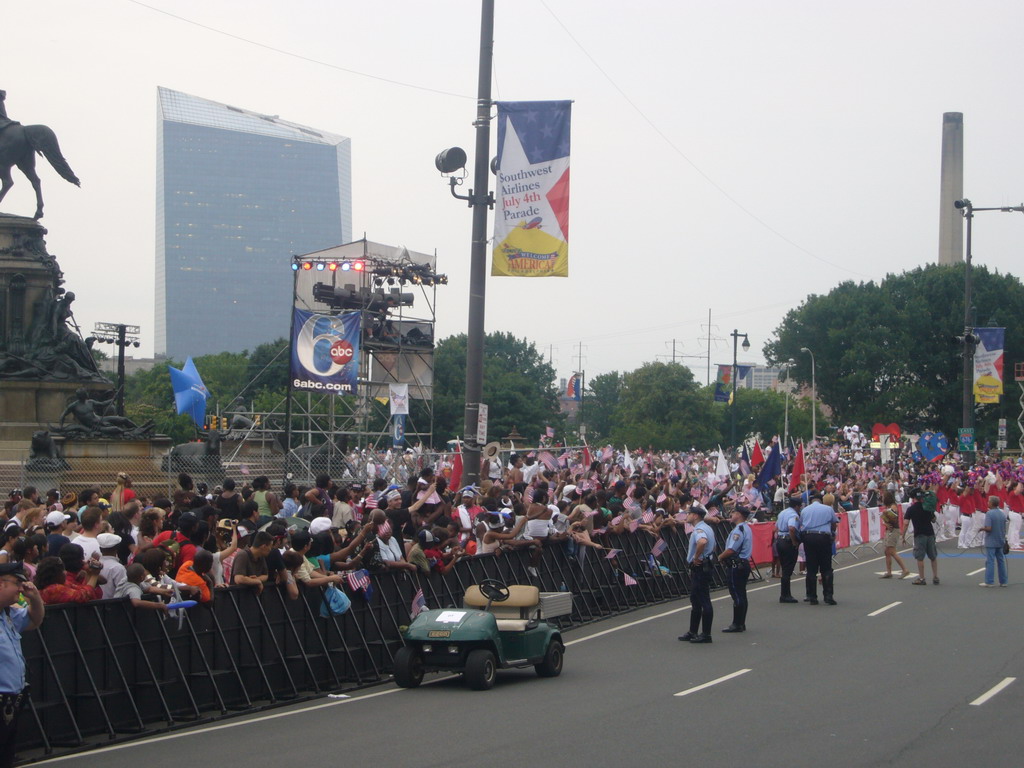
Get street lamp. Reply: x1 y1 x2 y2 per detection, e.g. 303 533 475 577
780 358 796 448
954 198 1024 454
800 347 815 441
730 329 750 448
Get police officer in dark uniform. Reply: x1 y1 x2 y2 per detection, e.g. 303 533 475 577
719 506 754 632
801 492 838 605
776 496 803 603
678 504 716 643
0 562 44 768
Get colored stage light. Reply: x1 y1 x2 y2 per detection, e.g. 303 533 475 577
301 262 313 270
291 263 299 271
328 262 338 271
352 260 365 271
340 261 352 271
315 262 326 271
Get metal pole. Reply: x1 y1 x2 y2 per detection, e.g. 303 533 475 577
116 324 127 417
783 368 791 448
962 203 974 438
810 353 816 441
731 329 739 448
461 0 495 488
283 262 299 481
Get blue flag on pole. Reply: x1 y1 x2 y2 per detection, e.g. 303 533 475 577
755 439 783 490
168 357 209 428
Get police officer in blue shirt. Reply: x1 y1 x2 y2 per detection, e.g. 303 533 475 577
801 492 838 605
719 506 754 632
0 562 44 768
776 496 803 603
679 504 716 644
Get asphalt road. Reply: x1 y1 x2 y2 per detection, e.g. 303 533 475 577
28 542 1024 768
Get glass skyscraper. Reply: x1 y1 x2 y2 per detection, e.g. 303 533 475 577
156 87 352 359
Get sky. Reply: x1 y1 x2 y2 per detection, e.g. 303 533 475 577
4 0 1024 389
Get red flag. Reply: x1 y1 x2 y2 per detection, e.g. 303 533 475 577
787 443 805 493
450 445 463 491
751 440 765 468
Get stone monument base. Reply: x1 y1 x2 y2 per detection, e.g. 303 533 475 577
0 379 108 442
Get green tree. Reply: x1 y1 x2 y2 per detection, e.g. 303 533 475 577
715 385 819 444
611 362 718 448
582 371 622 441
764 264 1024 441
432 332 561 445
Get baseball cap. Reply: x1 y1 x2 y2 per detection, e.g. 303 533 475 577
0 562 28 582
97 533 122 549
45 510 70 527
97 498 112 510
309 517 332 536
386 490 403 502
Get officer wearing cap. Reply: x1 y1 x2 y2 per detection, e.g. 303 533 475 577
718 507 753 632
0 563 44 767
801 492 838 605
776 496 803 603
679 505 716 643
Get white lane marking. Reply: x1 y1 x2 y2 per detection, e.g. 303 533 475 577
566 553 891 647
970 677 1017 706
29 676 456 764
674 668 752 697
967 567 985 576
867 601 902 617
33 552 895 761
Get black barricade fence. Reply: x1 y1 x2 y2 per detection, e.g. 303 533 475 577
16 523 758 761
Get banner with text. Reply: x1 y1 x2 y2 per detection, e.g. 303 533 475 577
290 309 360 395
492 100 571 277
973 327 1005 403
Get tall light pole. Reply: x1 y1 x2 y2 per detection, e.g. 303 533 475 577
92 322 140 416
781 358 796 448
800 347 815 441
435 0 495 487
730 329 749 448
954 199 1024 454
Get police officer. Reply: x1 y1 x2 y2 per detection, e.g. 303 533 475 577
0 562 44 768
679 505 716 644
719 506 753 632
776 496 803 603
801 492 838 605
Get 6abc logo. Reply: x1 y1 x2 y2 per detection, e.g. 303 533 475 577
296 313 357 379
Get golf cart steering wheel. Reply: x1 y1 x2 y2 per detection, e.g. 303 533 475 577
478 579 511 603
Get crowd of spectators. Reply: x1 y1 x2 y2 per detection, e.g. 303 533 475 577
2 432 1022 615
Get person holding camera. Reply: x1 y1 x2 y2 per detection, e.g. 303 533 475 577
0 562 44 768
902 489 939 585
678 504 716 644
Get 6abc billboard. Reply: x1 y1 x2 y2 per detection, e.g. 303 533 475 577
290 308 360 394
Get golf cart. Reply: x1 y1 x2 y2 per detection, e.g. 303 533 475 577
394 579 570 690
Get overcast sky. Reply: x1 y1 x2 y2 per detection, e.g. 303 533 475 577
5 0 1023 387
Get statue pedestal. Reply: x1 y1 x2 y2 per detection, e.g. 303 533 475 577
0 379 106 442
60 437 173 459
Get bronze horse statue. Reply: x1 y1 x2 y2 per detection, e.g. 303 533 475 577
0 120 80 220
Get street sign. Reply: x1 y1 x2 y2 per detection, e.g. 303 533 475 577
998 418 1007 438
476 403 488 445
996 440 1007 450
958 428 975 452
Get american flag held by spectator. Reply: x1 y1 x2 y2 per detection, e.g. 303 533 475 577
410 588 427 619
605 549 622 559
651 538 668 558
347 569 373 602
641 510 655 524
538 451 558 472
623 573 638 586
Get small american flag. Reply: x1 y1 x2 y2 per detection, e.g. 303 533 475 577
538 451 558 472
601 445 613 462
582 507 598 517
610 515 623 525
558 449 571 467
545 426 555 438
605 549 622 559
378 521 392 539
410 588 427 619
651 538 668 558
628 519 640 533
592 527 607 535
623 573 638 586
364 492 379 511
347 569 371 592
623 496 639 513
641 510 655 524
674 512 687 523
525 486 535 503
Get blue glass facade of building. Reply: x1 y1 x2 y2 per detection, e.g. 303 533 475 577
156 88 351 359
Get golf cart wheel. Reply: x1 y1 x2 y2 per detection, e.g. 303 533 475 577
465 649 497 690
535 639 564 678
393 646 424 688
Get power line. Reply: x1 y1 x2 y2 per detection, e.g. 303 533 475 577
125 0 473 100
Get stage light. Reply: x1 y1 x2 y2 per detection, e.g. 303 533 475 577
316 262 325 271
301 262 313 270
352 260 365 272
328 262 338 271
291 263 299 271
340 261 352 271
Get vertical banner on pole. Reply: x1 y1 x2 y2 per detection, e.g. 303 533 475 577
974 327 1005 403
392 414 406 448
491 101 571 277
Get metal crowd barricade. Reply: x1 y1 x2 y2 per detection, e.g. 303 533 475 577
16 522 747 763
